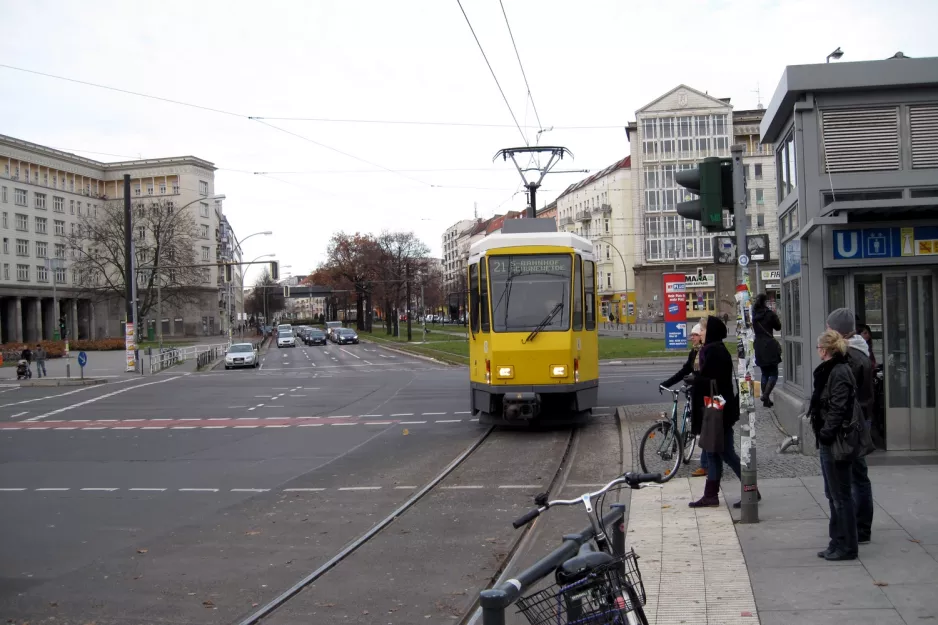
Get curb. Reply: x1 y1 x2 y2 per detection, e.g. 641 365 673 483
18 378 107 387
601 357 686 366
359 338 457 366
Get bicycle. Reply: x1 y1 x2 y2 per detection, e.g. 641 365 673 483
510 471 663 625
637 385 697 482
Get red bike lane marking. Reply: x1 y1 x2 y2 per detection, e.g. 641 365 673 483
0 416 390 430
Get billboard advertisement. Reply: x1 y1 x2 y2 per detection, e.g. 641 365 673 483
663 273 687 350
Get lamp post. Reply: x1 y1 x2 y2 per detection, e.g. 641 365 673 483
243 254 276 326
597 237 630 324
826 47 844 63
227 231 272 343
153 194 226 349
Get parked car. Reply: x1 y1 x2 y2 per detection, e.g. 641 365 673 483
277 330 297 348
225 343 259 369
334 328 359 345
305 329 327 345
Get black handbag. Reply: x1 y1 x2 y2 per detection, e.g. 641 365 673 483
832 397 871 462
699 380 725 453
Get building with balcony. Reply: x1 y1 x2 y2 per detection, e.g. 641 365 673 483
0 134 230 342
442 218 478 290
626 86 781 322
536 200 557 225
553 156 636 321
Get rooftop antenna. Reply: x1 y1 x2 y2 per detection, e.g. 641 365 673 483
752 83 763 110
494 146 573 218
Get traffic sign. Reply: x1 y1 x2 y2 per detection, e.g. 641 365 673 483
77 351 88 367
738 254 750 266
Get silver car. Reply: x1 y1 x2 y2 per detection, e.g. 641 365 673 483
225 343 259 369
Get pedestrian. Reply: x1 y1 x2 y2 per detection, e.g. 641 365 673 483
660 322 708 477
857 323 876 370
20 345 32 375
827 309 875 545
35 343 47 378
811 328 859 561
689 316 759 508
752 293 782 407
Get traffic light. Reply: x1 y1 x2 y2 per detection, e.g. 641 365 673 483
59 316 67 340
270 260 279 281
223 263 233 283
675 156 734 231
283 285 290 298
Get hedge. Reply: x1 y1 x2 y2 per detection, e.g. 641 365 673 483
0 338 125 359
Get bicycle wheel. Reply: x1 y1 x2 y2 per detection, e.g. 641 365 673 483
622 583 649 625
639 421 681 482
681 407 697 463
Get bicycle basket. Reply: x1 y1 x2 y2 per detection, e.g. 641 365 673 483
515 549 645 625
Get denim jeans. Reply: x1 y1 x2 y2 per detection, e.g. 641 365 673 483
706 427 742 483
820 444 858 555
852 452 874 541
37 360 46 377
700 449 709 469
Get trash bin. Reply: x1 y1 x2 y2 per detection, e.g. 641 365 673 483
147 325 155 341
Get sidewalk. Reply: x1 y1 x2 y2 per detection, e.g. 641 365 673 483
735 468 938 624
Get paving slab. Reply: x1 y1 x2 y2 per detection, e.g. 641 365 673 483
881 583 938 624
758 609 906 625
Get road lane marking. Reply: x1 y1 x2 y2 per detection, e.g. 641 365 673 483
391 413 414 417
172 426 196 429
36 488 69 491
113 426 136 430
422 412 445 415
498 485 542 489
81 487 118 491
454 411 472 415
332 423 356 426
339 347 361 359
394 486 417 490
298 423 323 427
10 411 27 418
129 488 166 492
231 488 270 492
264 424 289 428
142 426 165 430
338 486 381 491
361 414 382 418
25 376 183 421
289 394 307 397
201 425 225 429
442 485 484 490
235 425 258 428
179 488 219 492
0 488 26 491
435 419 461 423
365 421 392 425
284 488 325 492
399 421 427 424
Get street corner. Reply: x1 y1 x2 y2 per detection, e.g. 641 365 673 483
17 377 108 387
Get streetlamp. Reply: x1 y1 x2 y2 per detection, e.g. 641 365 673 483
596 236 631 324
826 47 844 63
153 194 226 349
243 253 276 325
227 231 273 342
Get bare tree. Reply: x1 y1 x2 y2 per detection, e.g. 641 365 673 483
248 270 285 322
64 199 204 319
375 231 430 336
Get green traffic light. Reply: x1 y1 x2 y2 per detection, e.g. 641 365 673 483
675 156 734 231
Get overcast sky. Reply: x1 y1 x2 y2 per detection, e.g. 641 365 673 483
2 0 934 284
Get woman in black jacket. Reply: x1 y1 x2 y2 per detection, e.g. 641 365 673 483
660 322 708 476
752 294 782 407
689 316 743 508
811 329 859 561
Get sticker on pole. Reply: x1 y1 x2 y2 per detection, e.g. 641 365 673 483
738 254 750 266
77 351 88 367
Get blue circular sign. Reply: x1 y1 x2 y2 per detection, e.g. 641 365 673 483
667 303 680 315
77 351 88 367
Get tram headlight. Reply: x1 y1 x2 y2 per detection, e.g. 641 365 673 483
550 365 568 378
496 365 514 379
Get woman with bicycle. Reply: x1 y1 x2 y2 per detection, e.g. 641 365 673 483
689 316 746 508
660 322 708 477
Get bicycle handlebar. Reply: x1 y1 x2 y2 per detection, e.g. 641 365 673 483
511 471 662 529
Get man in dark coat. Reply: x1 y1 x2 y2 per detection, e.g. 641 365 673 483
827 308 875 545
752 294 782 407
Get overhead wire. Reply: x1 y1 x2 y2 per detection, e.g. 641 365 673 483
498 0 543 132
454 0 528 146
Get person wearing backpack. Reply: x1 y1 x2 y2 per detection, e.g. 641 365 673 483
826 308 875 545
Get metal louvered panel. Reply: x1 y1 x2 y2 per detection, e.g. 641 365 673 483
910 105 938 169
822 108 900 173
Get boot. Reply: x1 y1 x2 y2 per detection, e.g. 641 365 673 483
689 479 720 508
733 489 762 508
761 379 776 407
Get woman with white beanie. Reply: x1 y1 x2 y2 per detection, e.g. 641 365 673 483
660 321 708 476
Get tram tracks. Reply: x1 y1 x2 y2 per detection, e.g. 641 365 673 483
237 426 582 625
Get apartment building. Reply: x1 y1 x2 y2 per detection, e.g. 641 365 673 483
626 85 781 321
554 156 636 321
442 218 477 289
0 134 231 343
536 200 557 225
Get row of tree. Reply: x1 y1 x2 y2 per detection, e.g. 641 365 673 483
303 231 444 336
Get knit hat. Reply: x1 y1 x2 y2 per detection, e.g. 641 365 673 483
690 323 702 336
826 308 856 336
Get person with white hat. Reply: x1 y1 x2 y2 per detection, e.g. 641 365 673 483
660 321 708 476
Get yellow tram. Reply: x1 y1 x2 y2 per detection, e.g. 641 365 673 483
467 219 599 425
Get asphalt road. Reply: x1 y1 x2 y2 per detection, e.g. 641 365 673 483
0 339 684 624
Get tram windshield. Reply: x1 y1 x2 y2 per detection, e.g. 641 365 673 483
489 254 572 333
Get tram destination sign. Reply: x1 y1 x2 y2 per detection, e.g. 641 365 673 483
489 256 570 275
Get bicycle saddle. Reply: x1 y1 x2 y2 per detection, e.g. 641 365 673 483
555 550 615 585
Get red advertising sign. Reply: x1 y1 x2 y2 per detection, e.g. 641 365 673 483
662 273 686 323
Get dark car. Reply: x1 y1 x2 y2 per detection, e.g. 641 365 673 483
335 328 359 345
305 329 327 345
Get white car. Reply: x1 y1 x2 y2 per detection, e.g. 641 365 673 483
277 331 297 348
225 343 259 369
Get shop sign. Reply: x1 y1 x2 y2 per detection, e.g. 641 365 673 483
684 273 715 289
761 269 781 281
832 225 938 260
663 273 687 350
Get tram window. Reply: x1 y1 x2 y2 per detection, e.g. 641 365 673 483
480 259 490 331
469 263 480 333
573 255 584 331
584 260 596 330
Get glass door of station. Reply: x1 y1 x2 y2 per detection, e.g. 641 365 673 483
827 271 937 451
